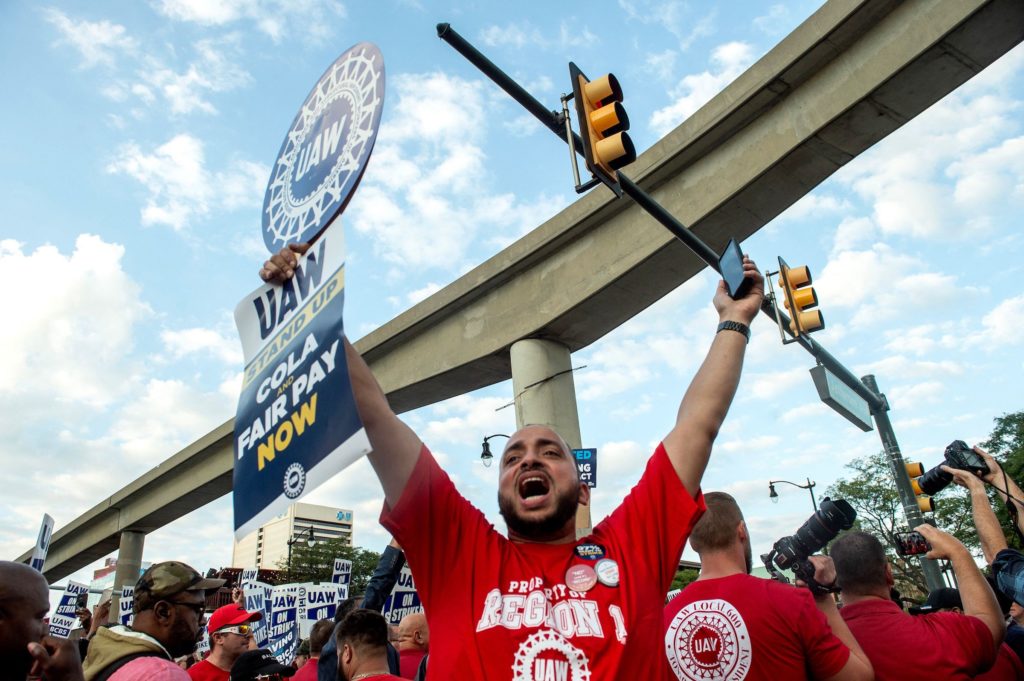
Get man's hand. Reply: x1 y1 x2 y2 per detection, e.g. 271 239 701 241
259 243 311 284
89 600 110 633
712 256 764 326
28 636 84 681
232 586 245 607
793 555 837 595
975 446 1001 484
943 465 987 494
915 523 968 561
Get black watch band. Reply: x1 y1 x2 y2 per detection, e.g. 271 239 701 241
717 320 751 343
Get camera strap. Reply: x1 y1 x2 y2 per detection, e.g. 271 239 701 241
1000 467 1024 546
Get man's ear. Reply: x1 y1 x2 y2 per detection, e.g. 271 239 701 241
737 521 749 543
884 562 895 587
152 601 173 624
578 483 591 507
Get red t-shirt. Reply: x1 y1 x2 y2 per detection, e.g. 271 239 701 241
292 657 319 681
976 643 1024 680
398 649 425 679
840 598 997 680
187 659 229 681
381 443 704 680
663 573 849 680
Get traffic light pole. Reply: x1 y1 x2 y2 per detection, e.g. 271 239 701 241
438 23 944 590
861 375 944 591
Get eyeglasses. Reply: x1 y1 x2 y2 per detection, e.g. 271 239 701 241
167 599 205 618
216 624 253 636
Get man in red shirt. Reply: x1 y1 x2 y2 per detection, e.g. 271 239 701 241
262 247 763 679
396 612 428 679
337 610 403 681
293 619 334 681
664 492 872 680
831 527 1004 680
189 604 263 681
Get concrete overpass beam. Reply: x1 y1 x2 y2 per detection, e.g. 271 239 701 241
109 530 144 623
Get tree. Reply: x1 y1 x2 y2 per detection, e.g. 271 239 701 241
981 410 1024 549
671 568 699 592
276 538 381 593
826 450 976 601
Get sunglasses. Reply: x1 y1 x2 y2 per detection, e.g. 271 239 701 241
216 624 253 636
167 599 205 618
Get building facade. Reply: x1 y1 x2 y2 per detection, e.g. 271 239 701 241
231 502 354 569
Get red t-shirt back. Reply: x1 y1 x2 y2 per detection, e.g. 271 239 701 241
840 598 997 680
187 659 229 681
381 443 704 680
976 643 1024 680
398 649 425 679
292 657 319 681
663 573 849 680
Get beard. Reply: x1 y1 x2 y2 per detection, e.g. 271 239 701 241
498 486 579 541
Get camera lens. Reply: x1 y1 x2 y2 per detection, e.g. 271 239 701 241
916 465 952 496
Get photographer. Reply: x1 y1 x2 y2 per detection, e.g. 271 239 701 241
831 528 1003 680
663 492 873 680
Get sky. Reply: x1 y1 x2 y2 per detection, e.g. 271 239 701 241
2 0 1022 592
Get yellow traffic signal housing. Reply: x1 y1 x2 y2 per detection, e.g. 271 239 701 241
570 63 636 193
777 257 824 336
905 461 935 512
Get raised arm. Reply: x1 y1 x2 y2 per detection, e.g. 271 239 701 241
946 466 1007 564
977 446 1024 535
662 256 763 496
261 244 422 507
915 523 1005 648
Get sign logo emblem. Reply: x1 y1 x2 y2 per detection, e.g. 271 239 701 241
512 629 590 681
262 42 385 252
283 463 306 499
665 599 752 680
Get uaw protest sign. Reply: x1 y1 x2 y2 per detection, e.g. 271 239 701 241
233 42 383 540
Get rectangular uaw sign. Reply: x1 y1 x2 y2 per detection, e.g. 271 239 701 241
382 566 422 625
233 224 370 539
49 582 88 638
573 448 597 488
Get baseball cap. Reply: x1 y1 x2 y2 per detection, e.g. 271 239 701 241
230 649 296 681
207 603 263 634
134 561 226 613
924 587 963 611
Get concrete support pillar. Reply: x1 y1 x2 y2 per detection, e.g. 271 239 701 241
109 530 145 623
509 339 590 536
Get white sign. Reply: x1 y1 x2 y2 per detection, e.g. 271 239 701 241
118 586 134 626
49 582 88 638
30 514 54 573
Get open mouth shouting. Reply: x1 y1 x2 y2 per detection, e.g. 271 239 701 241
517 472 552 510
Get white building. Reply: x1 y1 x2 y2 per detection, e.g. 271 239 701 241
231 502 354 569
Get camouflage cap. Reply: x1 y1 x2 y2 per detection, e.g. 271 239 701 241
134 561 225 613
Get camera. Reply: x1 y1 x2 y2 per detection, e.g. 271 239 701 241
914 440 988 496
761 497 856 593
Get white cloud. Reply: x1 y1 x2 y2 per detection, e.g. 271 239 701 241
650 41 756 136
746 367 806 400
753 5 791 36
44 8 137 68
477 21 598 51
970 294 1024 348
406 283 442 305
347 71 568 271
0 236 149 408
107 134 267 231
420 395 516 448
147 38 252 115
161 327 243 365
154 0 346 43
618 0 716 51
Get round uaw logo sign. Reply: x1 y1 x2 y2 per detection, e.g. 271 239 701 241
283 463 306 499
512 629 591 681
664 599 752 680
262 42 385 252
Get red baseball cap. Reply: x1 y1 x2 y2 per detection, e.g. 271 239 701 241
207 604 262 633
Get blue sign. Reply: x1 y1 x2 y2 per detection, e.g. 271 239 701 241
573 448 597 488
262 42 385 252
30 513 53 572
233 229 370 540
382 567 422 625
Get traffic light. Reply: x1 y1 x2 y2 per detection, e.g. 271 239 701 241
777 257 824 336
905 461 935 513
570 63 636 192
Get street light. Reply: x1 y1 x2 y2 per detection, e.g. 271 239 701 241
286 526 316 581
481 434 510 468
768 478 818 513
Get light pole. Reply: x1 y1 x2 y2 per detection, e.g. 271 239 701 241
286 526 316 582
769 478 819 513
480 434 510 467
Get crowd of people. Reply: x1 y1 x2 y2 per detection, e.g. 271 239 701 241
4 252 1024 680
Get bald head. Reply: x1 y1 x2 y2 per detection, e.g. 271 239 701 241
397 612 429 652
0 561 50 681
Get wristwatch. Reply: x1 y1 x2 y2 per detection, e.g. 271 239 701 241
717 320 751 343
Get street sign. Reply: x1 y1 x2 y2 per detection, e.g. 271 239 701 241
261 42 385 252
810 365 873 432
573 448 597 488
